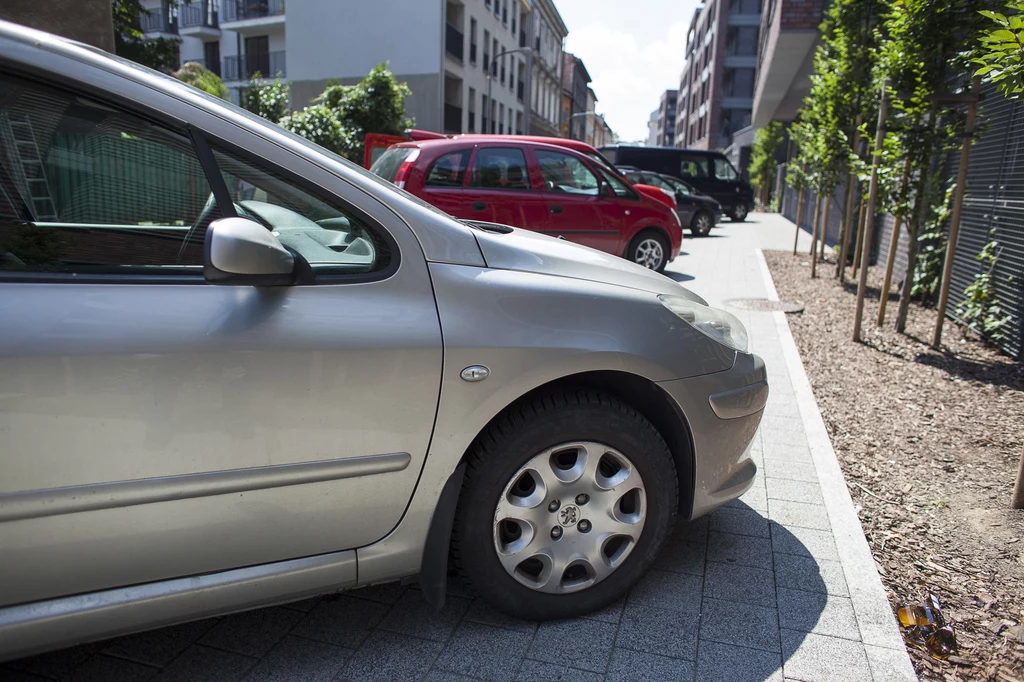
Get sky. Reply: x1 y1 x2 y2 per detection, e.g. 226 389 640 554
557 0 702 143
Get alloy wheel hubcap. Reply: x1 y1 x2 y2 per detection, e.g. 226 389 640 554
734 204 748 220
634 239 664 269
696 214 711 234
493 441 647 594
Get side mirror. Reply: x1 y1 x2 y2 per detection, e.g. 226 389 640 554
204 217 295 286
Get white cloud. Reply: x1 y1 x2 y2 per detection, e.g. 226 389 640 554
565 20 690 142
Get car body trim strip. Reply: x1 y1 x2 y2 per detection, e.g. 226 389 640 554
0 453 411 522
708 380 770 419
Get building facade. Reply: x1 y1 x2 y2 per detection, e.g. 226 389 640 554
674 0 762 155
647 109 659 146
140 0 550 137
655 89 678 147
561 52 592 140
527 0 568 137
751 0 824 127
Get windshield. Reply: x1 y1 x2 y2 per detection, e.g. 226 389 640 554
661 176 695 195
370 147 414 181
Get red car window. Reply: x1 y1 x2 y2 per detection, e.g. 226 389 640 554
535 149 600 196
425 150 471 187
469 147 531 190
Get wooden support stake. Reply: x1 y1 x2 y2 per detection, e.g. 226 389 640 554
853 79 890 342
837 120 863 281
877 157 914 326
931 76 981 350
793 185 806 255
809 192 823 276
1013 443 1024 509
852 196 868 279
813 197 831 278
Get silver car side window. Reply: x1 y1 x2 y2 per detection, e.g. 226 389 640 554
0 73 217 278
207 145 393 276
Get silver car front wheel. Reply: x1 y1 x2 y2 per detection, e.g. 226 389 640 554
493 442 647 594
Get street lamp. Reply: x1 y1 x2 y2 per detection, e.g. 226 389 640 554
486 46 532 135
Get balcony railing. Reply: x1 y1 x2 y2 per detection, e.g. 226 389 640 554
180 1 219 28
140 7 176 33
445 23 464 61
222 0 285 23
223 50 286 80
444 104 462 133
517 81 524 102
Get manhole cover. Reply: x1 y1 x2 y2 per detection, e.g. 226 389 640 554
724 298 805 314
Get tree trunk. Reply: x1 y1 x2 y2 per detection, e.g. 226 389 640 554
813 196 831 278
837 173 857 280
809 192 823 276
1013 443 1024 509
895 165 929 333
877 157 913 326
793 186 806 255
852 199 868 279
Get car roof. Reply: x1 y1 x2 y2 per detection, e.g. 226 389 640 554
396 136 602 160
600 144 722 157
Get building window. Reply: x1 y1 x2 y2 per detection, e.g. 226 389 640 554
470 18 478 63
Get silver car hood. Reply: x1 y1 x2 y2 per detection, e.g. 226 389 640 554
471 226 707 305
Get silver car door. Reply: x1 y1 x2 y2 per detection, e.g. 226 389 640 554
0 71 442 606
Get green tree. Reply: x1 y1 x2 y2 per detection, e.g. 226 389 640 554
173 61 228 99
278 106 358 159
974 0 1024 97
112 0 181 73
242 71 290 123
316 63 413 162
749 122 785 209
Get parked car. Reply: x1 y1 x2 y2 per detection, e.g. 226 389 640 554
0 20 767 661
371 138 684 272
599 145 754 222
366 132 680 212
619 167 724 237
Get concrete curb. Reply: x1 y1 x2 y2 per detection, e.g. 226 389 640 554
755 249 918 681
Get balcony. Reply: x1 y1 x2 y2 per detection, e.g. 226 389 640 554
140 7 176 35
220 0 285 30
444 104 462 134
179 1 220 38
445 23 464 62
223 50 286 81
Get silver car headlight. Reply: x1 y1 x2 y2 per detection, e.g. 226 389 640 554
659 295 749 353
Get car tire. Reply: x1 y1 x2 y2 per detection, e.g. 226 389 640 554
451 390 679 621
626 230 670 272
690 210 713 237
730 202 749 222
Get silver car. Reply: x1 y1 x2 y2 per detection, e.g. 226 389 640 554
0 21 767 661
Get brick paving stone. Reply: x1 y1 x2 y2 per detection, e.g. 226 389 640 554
580 597 625 624
151 645 255 682
605 648 695 682
777 588 861 641
708 506 771 538
289 596 390 649
771 524 841 561
780 630 872 682
864 643 917 681
68 655 159 682
378 591 471 642
766 477 824 504
344 582 408 605
627 569 703 613
762 442 814 464
242 636 352 682
768 499 831 531
6 643 102 679
101 620 219 667
774 553 849 597
515 660 604 682
654 530 707 576
699 598 781 654
433 621 533 681
706 531 773 569
615 602 700 660
764 460 819 483
199 607 303 658
340 630 443 682
695 641 783 682
463 599 539 633
528 619 616 673
703 562 776 608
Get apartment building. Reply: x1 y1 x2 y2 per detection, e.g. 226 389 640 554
647 109 659 146
561 52 592 140
655 89 678 146
673 0 762 168
751 0 824 126
141 0 562 137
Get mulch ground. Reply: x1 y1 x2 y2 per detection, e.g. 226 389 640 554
764 248 1024 682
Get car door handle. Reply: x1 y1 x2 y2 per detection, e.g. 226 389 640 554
472 201 487 211
549 205 563 215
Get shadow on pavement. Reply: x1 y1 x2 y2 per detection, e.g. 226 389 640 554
665 271 696 283
2 507 829 681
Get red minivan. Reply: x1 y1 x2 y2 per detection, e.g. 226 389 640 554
371 138 683 272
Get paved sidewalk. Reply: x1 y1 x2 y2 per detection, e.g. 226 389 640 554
2 214 915 682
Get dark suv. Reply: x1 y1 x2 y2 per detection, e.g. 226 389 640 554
599 145 753 222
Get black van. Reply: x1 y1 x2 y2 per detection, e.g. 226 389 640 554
599 145 753 222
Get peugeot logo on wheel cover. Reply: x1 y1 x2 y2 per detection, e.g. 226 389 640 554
558 505 580 527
